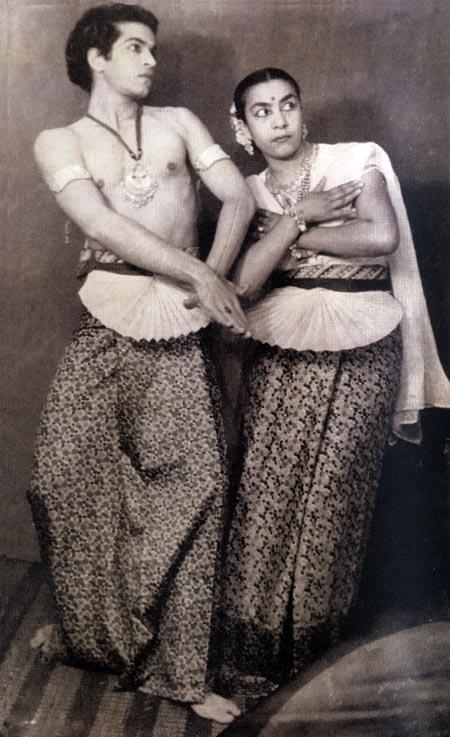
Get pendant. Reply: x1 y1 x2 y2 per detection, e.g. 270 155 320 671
121 161 158 208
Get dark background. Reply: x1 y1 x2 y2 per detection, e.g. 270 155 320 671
1 0 448 630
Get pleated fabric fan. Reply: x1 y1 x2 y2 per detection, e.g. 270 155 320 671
247 287 403 352
79 271 210 341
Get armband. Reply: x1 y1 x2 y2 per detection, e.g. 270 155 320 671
192 143 230 172
50 164 92 193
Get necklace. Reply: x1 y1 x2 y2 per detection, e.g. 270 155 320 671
86 107 158 207
265 142 316 209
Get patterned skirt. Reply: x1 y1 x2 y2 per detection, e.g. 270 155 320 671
219 328 402 696
27 312 227 703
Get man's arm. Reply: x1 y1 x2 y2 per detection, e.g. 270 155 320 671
33 127 249 333
176 108 255 277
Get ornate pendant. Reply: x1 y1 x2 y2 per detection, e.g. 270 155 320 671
121 161 159 208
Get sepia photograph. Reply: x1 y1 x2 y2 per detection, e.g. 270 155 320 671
0 1 449 735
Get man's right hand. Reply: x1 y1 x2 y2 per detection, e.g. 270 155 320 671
183 268 250 336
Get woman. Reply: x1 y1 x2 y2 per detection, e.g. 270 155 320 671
219 68 450 697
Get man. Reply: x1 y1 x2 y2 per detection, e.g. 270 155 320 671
28 3 254 724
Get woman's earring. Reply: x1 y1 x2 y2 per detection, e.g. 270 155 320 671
302 124 309 141
230 103 254 156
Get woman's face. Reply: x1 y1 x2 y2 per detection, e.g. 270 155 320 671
243 78 303 161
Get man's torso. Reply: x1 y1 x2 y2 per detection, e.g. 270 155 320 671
70 106 198 252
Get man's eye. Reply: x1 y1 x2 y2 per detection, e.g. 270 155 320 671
129 44 141 52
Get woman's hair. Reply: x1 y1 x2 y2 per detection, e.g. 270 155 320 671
65 3 159 92
233 67 301 122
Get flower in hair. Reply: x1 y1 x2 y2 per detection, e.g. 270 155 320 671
229 103 254 156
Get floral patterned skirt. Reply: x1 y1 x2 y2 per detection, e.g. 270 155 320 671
27 312 227 703
219 329 402 696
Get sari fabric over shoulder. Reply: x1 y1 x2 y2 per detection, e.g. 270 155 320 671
246 142 450 441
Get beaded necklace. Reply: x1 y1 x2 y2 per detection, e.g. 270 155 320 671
264 143 317 261
265 142 316 210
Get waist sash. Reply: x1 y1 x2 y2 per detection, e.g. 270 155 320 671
271 272 391 292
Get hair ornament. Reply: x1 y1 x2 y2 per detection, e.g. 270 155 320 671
229 102 254 156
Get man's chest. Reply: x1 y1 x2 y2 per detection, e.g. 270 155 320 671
79 119 189 189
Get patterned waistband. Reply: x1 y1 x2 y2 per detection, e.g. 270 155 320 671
272 263 391 292
271 273 391 293
78 258 153 278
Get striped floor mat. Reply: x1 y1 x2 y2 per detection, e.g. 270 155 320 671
2 557 448 737
0 557 247 737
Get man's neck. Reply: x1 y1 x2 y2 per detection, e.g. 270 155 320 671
87 86 142 129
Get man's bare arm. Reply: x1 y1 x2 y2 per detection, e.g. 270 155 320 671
34 127 249 333
176 108 255 277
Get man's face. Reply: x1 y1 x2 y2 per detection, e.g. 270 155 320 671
100 22 157 99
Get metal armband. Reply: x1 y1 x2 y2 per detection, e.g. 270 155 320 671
192 143 230 172
50 165 92 193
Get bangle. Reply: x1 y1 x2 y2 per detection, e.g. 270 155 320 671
287 205 307 233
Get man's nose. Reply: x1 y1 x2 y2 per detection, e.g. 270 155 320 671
144 49 157 67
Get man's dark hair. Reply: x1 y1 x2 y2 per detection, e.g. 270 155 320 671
233 67 301 122
65 3 158 92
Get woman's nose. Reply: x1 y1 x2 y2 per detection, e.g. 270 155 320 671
272 111 288 128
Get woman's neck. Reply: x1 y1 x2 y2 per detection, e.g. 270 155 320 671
265 142 313 184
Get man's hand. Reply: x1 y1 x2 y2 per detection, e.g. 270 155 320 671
183 268 250 336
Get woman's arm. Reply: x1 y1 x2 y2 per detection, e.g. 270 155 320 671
236 170 398 295
299 169 399 256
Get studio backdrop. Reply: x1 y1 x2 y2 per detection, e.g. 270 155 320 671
1 0 448 560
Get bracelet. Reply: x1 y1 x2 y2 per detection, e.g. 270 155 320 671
286 205 307 233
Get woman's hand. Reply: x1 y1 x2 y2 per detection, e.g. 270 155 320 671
250 178 363 239
299 177 363 223
249 209 282 240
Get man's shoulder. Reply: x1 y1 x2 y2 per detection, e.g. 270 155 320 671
34 123 82 161
142 105 203 132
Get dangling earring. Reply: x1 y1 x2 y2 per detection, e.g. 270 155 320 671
302 123 309 141
229 103 254 156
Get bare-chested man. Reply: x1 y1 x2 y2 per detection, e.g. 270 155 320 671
28 3 254 724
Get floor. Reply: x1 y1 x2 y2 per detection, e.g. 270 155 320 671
0 555 449 737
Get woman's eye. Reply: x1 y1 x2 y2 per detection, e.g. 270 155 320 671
129 44 141 52
282 101 297 111
255 108 269 118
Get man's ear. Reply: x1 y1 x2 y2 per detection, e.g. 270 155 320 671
87 47 106 74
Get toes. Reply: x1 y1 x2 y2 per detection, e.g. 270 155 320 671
228 702 241 716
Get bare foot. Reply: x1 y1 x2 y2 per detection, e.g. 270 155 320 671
30 624 63 662
191 693 241 724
